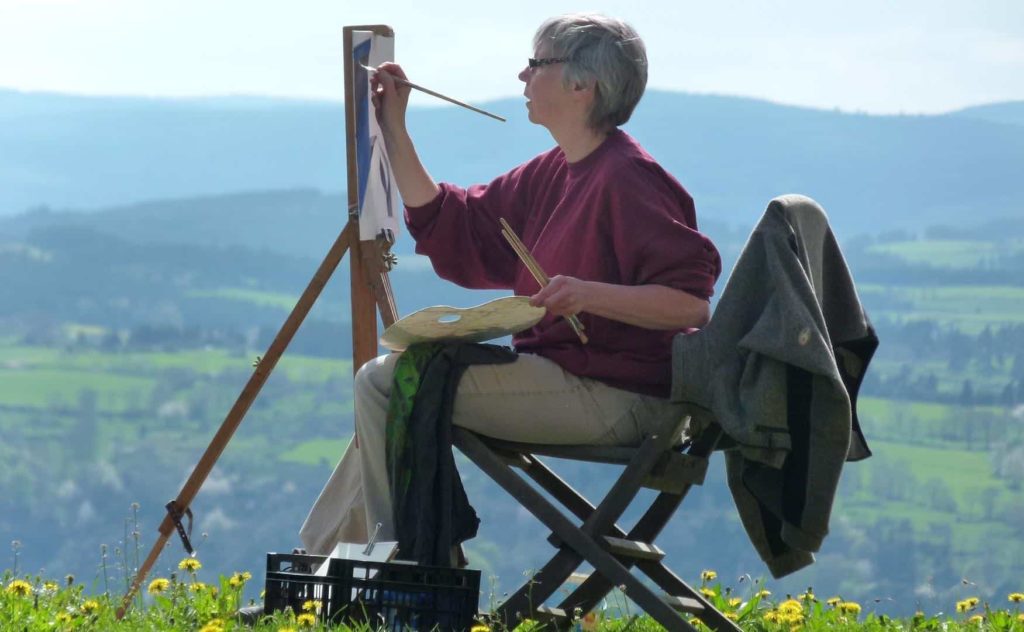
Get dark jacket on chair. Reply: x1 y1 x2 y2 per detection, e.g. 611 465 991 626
671 194 877 578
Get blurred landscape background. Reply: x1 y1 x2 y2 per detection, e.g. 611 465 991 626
1 87 1022 615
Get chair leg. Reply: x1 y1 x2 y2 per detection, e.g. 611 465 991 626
455 428 702 632
559 491 741 632
556 428 741 632
461 425 677 625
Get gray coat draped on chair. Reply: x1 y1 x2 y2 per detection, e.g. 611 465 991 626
672 194 877 578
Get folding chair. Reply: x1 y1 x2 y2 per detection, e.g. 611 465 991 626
451 193 873 632
452 403 741 632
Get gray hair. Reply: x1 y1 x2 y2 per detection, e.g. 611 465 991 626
533 13 648 131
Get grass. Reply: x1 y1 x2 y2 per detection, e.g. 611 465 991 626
866 357 1014 400
0 342 352 393
4 564 1023 631
859 397 955 424
0 367 156 408
868 440 997 500
0 343 236 375
185 287 352 317
279 439 350 466
866 239 1022 269
186 288 302 311
858 285 1024 332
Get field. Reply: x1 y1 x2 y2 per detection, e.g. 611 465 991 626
867 238 1024 269
858 284 1024 333
2 223 1024 619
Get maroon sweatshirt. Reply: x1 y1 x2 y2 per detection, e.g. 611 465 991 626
405 129 721 397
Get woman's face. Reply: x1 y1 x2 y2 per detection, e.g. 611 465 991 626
518 45 580 129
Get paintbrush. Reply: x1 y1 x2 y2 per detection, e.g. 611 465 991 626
361 64 506 122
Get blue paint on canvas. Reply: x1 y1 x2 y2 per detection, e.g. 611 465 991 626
353 38 372 211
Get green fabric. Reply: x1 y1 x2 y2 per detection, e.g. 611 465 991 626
384 343 444 514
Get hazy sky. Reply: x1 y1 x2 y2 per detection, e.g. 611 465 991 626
2 0 1022 114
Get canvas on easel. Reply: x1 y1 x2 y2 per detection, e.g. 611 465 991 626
344 25 399 368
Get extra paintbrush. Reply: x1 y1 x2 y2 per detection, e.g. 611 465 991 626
499 218 588 344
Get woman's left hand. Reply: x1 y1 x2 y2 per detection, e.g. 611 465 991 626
529 275 591 317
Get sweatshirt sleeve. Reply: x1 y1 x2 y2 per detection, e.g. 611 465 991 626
608 163 722 300
404 161 534 290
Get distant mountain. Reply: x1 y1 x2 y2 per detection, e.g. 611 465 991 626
949 101 1024 127
2 89 1023 236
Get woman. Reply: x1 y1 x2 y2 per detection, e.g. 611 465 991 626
300 13 721 553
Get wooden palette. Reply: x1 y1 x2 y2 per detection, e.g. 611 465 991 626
379 296 545 351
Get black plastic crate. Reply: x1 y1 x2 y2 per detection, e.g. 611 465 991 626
264 552 481 631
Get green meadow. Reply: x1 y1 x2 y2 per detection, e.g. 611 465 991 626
2 204 1023 620
858 284 1024 332
867 238 1024 269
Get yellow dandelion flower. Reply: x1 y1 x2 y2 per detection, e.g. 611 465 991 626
968 614 983 624
764 610 780 623
778 599 803 615
826 596 842 607
56 612 73 623
839 601 862 616
789 626 802 632
147 578 170 594
5 579 32 597
755 589 772 599
190 582 208 592
699 587 716 599
43 581 59 591
80 600 100 615
297 612 317 628
470 626 490 632
781 612 804 625
966 597 980 608
700 569 717 583
279 628 298 632
178 557 202 572
228 574 245 588
799 590 815 602
724 612 738 621
199 619 225 632
1009 592 1024 603
241 571 253 581
1018 613 1024 622
728 597 742 608
956 600 972 613
302 599 322 613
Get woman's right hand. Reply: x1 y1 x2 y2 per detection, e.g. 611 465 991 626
370 62 412 139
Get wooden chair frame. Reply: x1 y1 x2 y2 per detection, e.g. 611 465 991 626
453 406 742 632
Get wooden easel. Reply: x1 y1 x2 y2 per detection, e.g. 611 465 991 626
116 25 399 619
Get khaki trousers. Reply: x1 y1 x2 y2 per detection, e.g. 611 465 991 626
300 351 676 554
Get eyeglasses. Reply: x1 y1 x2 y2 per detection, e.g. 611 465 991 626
528 57 569 68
